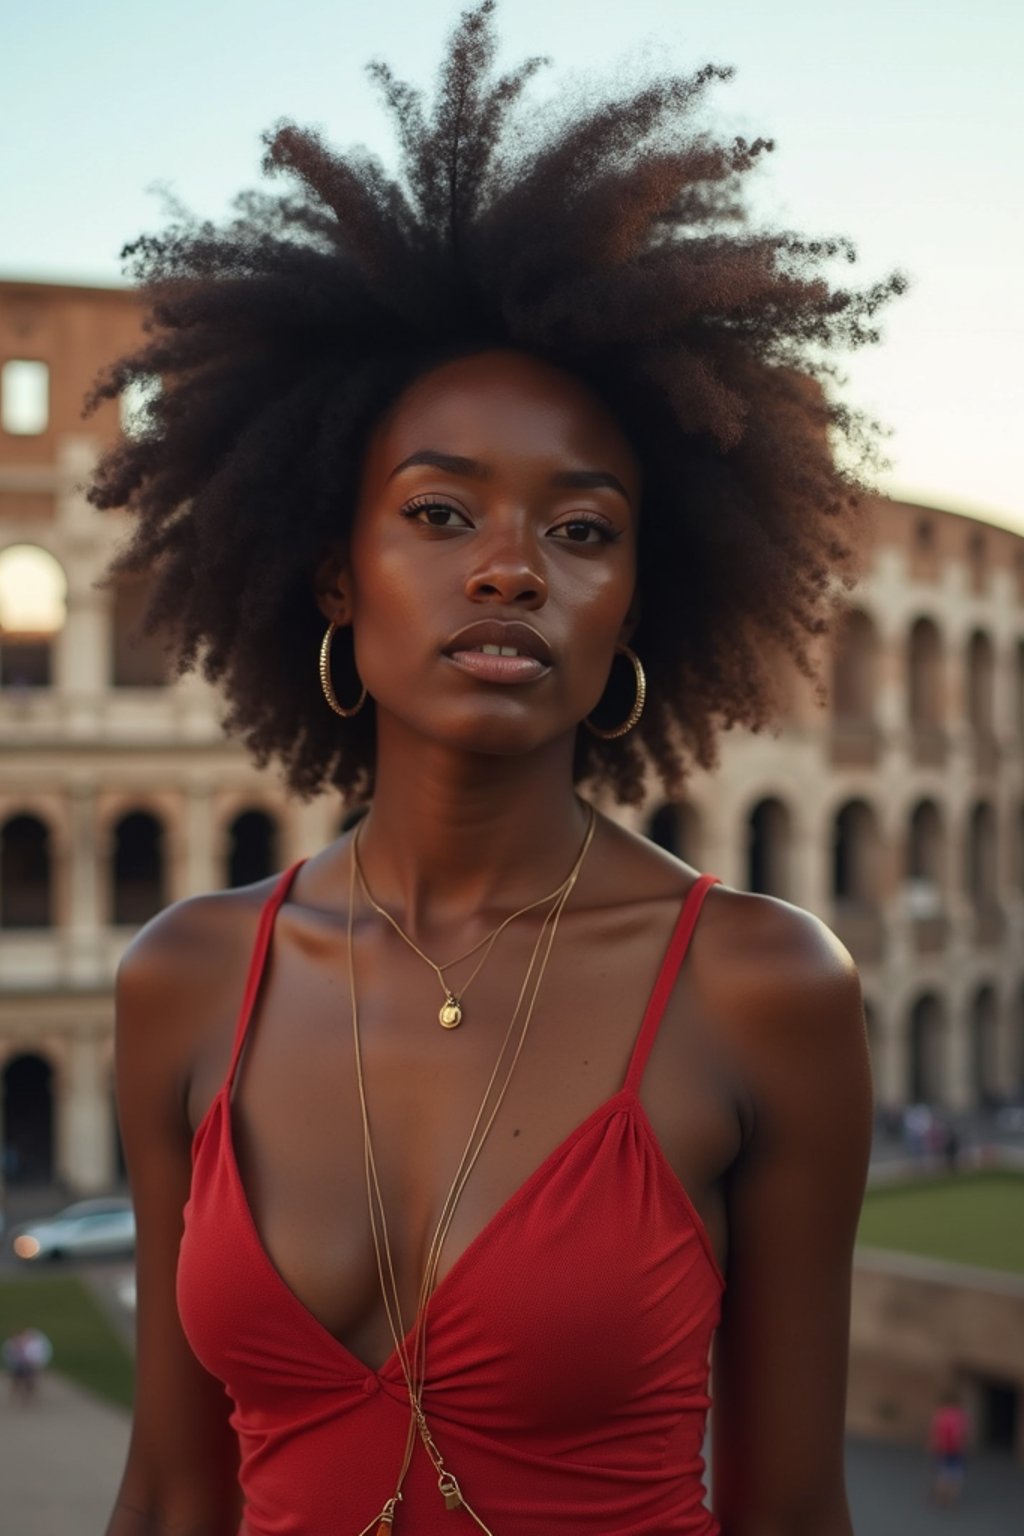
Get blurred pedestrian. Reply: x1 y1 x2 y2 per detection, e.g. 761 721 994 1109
903 1102 932 1161
942 1120 960 1172
2 1325 52 1403
928 1389 970 1507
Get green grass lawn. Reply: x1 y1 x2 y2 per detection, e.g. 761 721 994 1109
857 1169 1024 1275
0 1273 133 1410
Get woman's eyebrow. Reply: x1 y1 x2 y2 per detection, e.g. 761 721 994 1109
550 467 630 503
387 449 484 481
387 450 631 504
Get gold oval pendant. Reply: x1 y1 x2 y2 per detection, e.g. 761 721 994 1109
439 998 463 1029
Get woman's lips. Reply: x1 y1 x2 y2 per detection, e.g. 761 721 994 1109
441 621 554 684
445 648 550 684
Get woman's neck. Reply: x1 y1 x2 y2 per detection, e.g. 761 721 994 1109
354 716 591 930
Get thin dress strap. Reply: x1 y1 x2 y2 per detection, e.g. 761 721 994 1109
225 860 306 1090
624 873 721 1095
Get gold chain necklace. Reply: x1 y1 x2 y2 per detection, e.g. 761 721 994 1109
351 818 588 1029
347 804 597 1536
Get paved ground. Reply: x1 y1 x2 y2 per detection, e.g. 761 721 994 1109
0 1370 129 1536
846 1434 1024 1535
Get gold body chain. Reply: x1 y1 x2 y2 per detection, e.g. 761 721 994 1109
347 805 598 1534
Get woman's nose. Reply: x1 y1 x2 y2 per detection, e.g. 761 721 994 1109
464 528 548 608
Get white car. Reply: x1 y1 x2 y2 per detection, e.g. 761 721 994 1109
10 1198 135 1262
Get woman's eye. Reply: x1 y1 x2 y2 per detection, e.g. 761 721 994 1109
550 518 616 545
402 500 472 529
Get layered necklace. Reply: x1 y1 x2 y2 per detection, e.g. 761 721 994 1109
352 820 584 1029
347 803 597 1535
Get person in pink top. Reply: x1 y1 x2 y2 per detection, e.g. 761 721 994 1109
90 4 901 1532
928 1390 970 1507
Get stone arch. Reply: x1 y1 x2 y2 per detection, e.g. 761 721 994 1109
226 808 281 888
908 994 945 1104
112 809 167 925
832 798 882 906
0 812 53 928
966 801 998 903
831 609 879 724
907 616 943 728
746 796 791 898
966 629 995 734
2 1051 55 1183
970 984 1000 1108
110 578 168 687
0 543 67 689
906 799 944 914
644 802 702 866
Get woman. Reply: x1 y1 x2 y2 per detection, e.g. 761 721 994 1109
93 5 897 1532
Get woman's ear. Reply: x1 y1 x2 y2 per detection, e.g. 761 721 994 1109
313 548 353 627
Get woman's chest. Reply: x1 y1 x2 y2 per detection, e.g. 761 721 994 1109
186 900 740 1367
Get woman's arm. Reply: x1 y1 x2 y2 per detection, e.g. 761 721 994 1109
709 897 873 1536
105 904 246 1536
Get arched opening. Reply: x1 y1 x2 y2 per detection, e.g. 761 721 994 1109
644 802 701 865
908 995 945 1105
0 814 53 928
966 801 998 903
112 811 166 925
831 609 878 725
0 544 67 689
2 1053 54 1184
832 800 884 962
747 798 791 897
970 985 1000 1108
906 800 944 913
968 801 1001 944
110 579 169 687
227 809 280 888
833 800 880 907
966 630 995 735
646 804 679 854
908 617 943 728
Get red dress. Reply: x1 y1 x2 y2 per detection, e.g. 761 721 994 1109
178 864 725 1534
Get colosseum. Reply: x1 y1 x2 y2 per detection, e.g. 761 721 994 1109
2 277 1022 1195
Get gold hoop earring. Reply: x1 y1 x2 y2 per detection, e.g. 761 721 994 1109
319 621 367 718
584 644 646 740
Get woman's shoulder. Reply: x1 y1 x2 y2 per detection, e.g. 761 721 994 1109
113 876 290 1091
603 814 860 1030
116 875 279 998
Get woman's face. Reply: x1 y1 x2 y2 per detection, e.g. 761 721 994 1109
334 348 640 759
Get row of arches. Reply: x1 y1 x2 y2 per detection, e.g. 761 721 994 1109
3 794 1020 933
904 988 1009 1106
5 983 1022 1184
834 611 1022 735
0 808 279 928
647 795 1013 910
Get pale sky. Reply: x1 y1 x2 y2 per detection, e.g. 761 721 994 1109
3 0 1022 531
